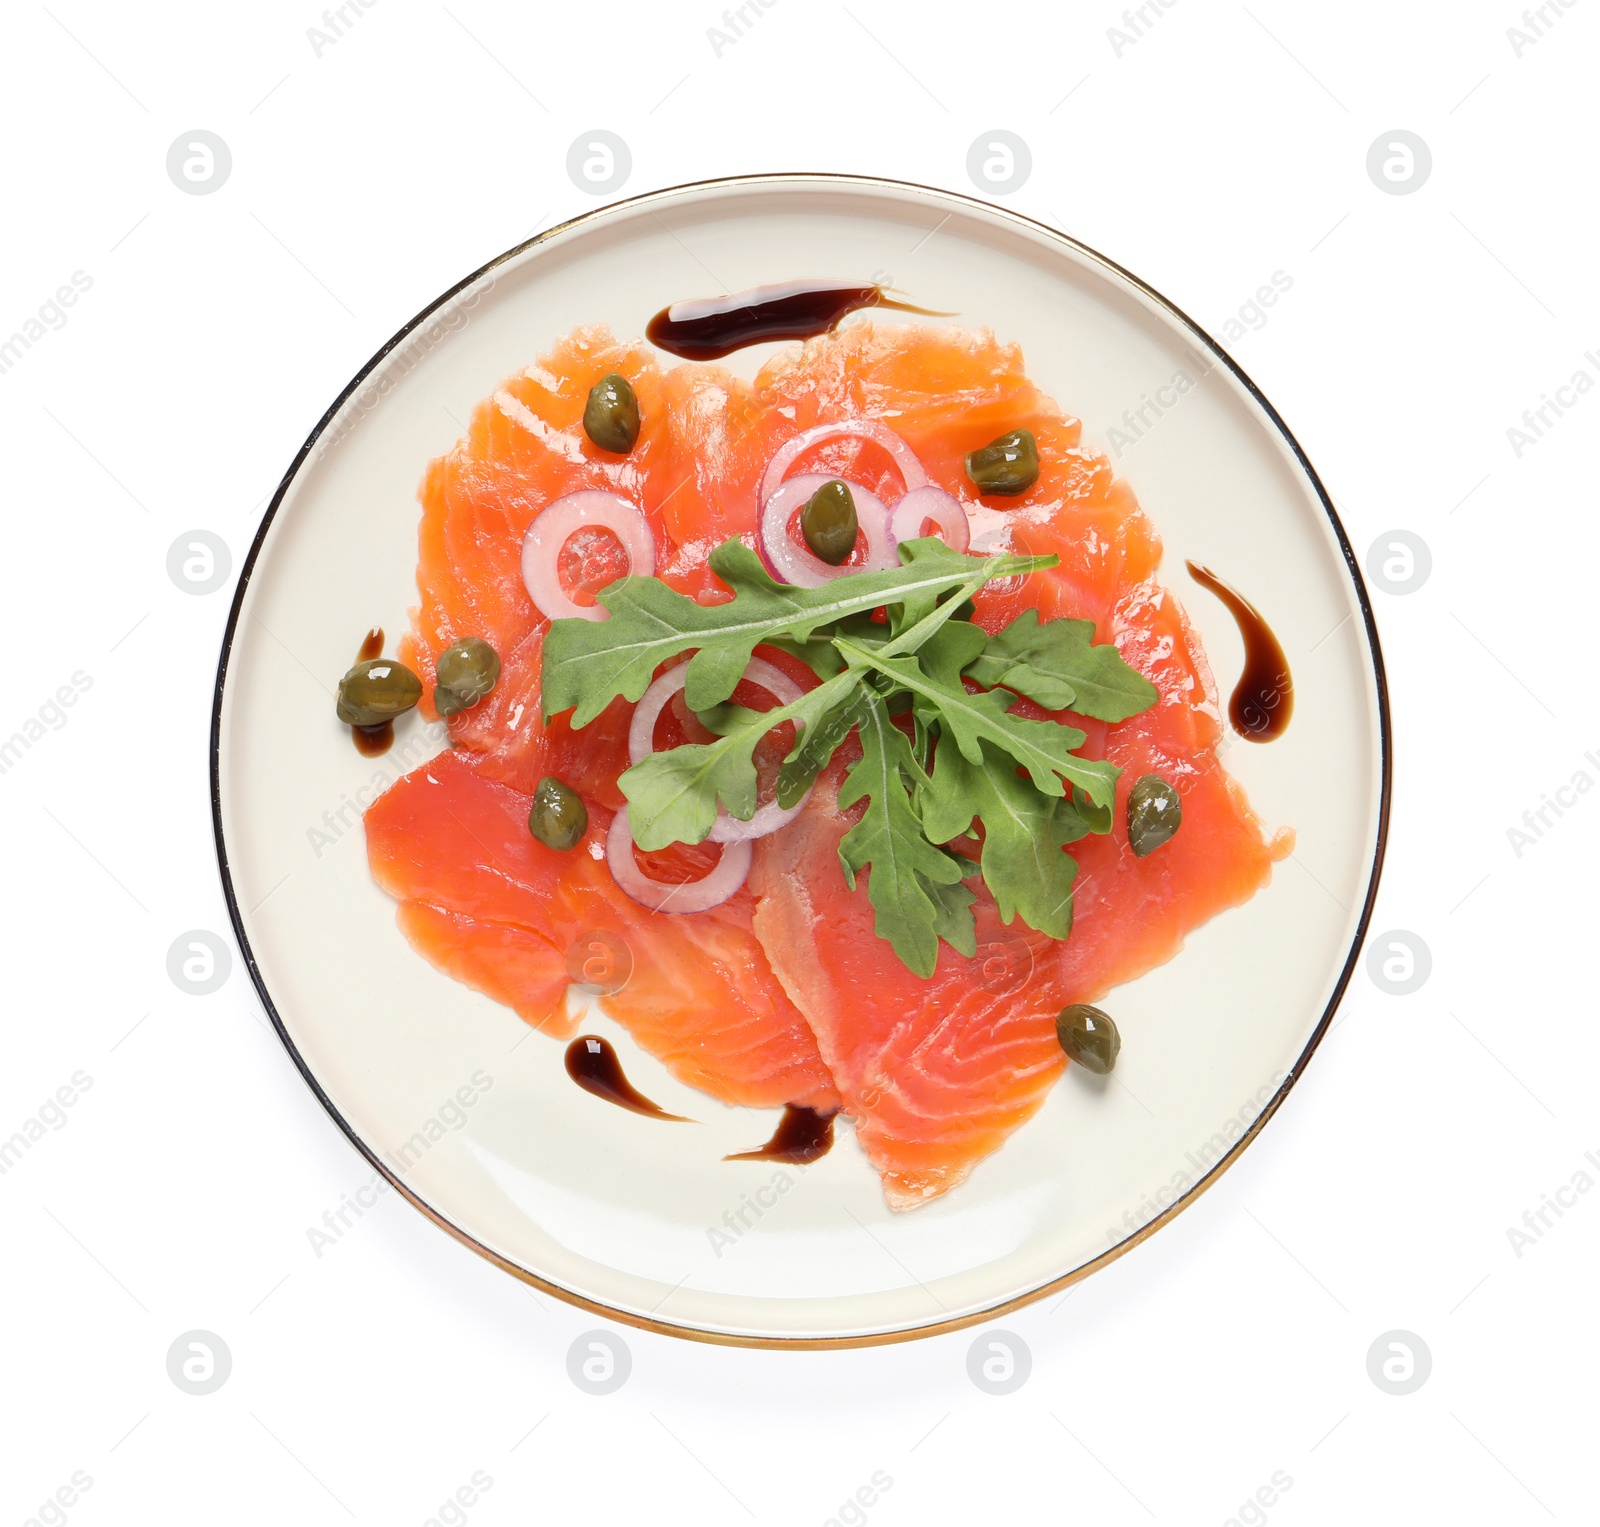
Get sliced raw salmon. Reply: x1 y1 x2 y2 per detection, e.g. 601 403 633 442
399 326 671 797
365 749 840 1113
743 323 1286 1206
373 316 1286 1207
749 573 1287 1206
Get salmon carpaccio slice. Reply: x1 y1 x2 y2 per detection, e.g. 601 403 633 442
373 317 1286 1208
745 323 1290 1208
365 750 839 1113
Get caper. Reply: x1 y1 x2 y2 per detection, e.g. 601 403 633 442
801 479 858 565
336 659 422 727
583 373 641 454
964 429 1040 496
1056 1004 1120 1074
1127 773 1183 858
529 775 588 851
434 636 501 718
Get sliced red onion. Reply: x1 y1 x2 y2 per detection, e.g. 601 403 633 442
606 806 752 913
759 473 894 588
889 484 971 554
627 657 814 840
759 419 928 507
520 489 656 623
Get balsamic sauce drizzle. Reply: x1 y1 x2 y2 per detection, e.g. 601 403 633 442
1184 563 1293 742
725 1105 836 1164
565 1035 692 1121
351 626 394 756
647 280 954 360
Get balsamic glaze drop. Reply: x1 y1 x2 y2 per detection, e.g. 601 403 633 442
646 280 954 360
352 722 394 757
350 627 395 756
725 1105 836 1164
564 1035 692 1121
1185 563 1293 742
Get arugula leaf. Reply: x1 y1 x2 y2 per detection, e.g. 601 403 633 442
619 670 857 850
541 537 1056 726
834 637 1120 806
837 694 974 977
963 609 1159 721
917 620 989 688
921 740 1091 939
774 679 875 809
924 865 979 959
1071 783 1113 837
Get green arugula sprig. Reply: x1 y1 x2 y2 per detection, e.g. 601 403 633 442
539 537 1159 977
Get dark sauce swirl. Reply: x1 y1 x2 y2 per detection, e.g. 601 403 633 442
647 280 953 360
725 1105 836 1164
564 1035 692 1121
1185 562 1293 742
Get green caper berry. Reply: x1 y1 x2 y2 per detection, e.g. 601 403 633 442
434 637 501 718
964 429 1040 496
529 776 588 852
1127 773 1183 858
336 659 422 727
801 479 859 566
1056 1004 1120 1074
583 373 641 454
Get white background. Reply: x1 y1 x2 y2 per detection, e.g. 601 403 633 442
1 1 1595 1522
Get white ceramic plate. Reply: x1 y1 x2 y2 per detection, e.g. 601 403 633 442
212 175 1389 1347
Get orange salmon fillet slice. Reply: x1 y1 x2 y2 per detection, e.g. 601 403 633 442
743 324 1289 1207
365 748 840 1114
369 317 1286 1207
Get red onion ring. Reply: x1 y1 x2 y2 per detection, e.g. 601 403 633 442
606 806 752 913
627 657 814 841
888 484 971 554
520 489 656 623
759 419 928 507
759 473 894 588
